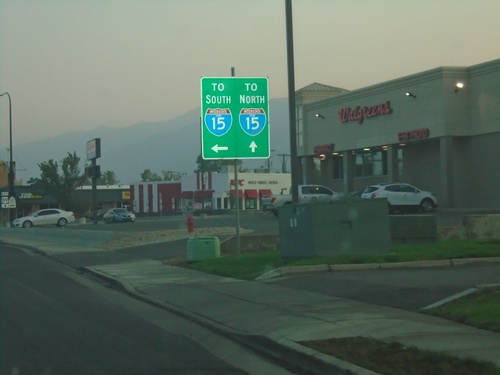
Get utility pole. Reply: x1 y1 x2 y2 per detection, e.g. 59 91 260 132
277 153 290 173
0 92 15 226
267 149 275 173
285 0 299 203
231 66 241 258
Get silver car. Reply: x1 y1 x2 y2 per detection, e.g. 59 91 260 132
103 208 136 223
13 208 75 228
361 183 437 213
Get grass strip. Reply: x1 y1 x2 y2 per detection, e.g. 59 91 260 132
184 239 500 280
424 287 500 332
300 337 500 375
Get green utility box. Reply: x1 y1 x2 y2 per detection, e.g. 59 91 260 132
278 198 391 258
187 236 220 261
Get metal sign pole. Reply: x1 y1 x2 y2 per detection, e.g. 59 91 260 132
231 67 241 258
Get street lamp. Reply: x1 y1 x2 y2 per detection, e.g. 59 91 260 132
1 92 14 226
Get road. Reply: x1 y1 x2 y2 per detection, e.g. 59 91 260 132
0 244 298 375
18 211 500 313
271 263 500 311
75 213 279 234
57 214 278 268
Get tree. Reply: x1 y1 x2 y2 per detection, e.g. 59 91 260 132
195 154 243 173
97 170 119 185
161 170 183 181
140 169 162 182
139 169 184 182
27 152 87 213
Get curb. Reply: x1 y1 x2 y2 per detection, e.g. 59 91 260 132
257 257 500 280
419 282 500 311
81 265 374 375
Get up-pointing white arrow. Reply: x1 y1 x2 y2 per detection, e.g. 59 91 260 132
249 141 257 153
211 144 229 153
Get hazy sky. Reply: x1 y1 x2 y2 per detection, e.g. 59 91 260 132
1 0 499 156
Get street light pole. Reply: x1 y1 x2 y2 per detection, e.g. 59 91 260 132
1 92 14 226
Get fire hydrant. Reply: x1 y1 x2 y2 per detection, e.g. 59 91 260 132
186 214 195 233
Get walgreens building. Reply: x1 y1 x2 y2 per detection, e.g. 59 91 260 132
297 59 500 209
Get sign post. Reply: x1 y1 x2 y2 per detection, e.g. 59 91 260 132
201 76 270 258
86 138 101 225
200 77 270 160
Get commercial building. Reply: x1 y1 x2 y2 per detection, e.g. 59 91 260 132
130 170 291 215
296 59 500 209
0 183 130 223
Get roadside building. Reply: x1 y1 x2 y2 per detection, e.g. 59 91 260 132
129 171 291 215
180 169 291 212
0 184 130 221
296 59 500 209
130 181 181 216
76 185 131 213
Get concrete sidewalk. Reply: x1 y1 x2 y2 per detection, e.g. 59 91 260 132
84 259 500 375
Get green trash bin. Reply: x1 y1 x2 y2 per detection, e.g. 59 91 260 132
187 236 221 261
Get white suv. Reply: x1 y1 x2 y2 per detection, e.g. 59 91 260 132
361 183 437 213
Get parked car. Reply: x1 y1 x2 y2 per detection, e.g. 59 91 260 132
103 208 136 223
12 208 75 228
262 184 341 216
361 183 437 213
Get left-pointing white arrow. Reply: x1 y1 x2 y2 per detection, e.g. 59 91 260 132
249 141 257 153
211 144 229 153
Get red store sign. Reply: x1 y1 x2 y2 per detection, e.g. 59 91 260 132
338 101 393 124
313 144 335 154
398 128 430 142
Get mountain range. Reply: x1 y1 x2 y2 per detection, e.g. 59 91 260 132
13 98 291 185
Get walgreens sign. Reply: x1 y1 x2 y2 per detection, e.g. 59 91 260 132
338 101 392 124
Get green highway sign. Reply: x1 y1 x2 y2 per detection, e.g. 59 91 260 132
200 77 270 160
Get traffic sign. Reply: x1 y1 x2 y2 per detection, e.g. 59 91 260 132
200 77 270 160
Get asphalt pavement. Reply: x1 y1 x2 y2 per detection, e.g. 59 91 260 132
1 224 499 375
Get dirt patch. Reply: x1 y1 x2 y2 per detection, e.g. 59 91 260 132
98 227 251 250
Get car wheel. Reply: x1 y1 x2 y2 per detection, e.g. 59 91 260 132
420 198 434 213
57 218 68 227
23 221 33 228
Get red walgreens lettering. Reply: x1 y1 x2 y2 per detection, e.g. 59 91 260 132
338 101 393 124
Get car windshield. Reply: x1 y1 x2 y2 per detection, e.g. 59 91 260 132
114 208 128 213
363 186 378 194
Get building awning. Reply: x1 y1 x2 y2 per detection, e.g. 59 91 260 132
230 190 244 198
259 189 273 197
194 190 213 198
245 189 259 199
181 191 193 198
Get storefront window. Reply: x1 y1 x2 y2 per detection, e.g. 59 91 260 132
373 150 388 176
312 158 321 183
332 154 344 180
398 148 404 176
354 148 388 178
245 199 256 209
